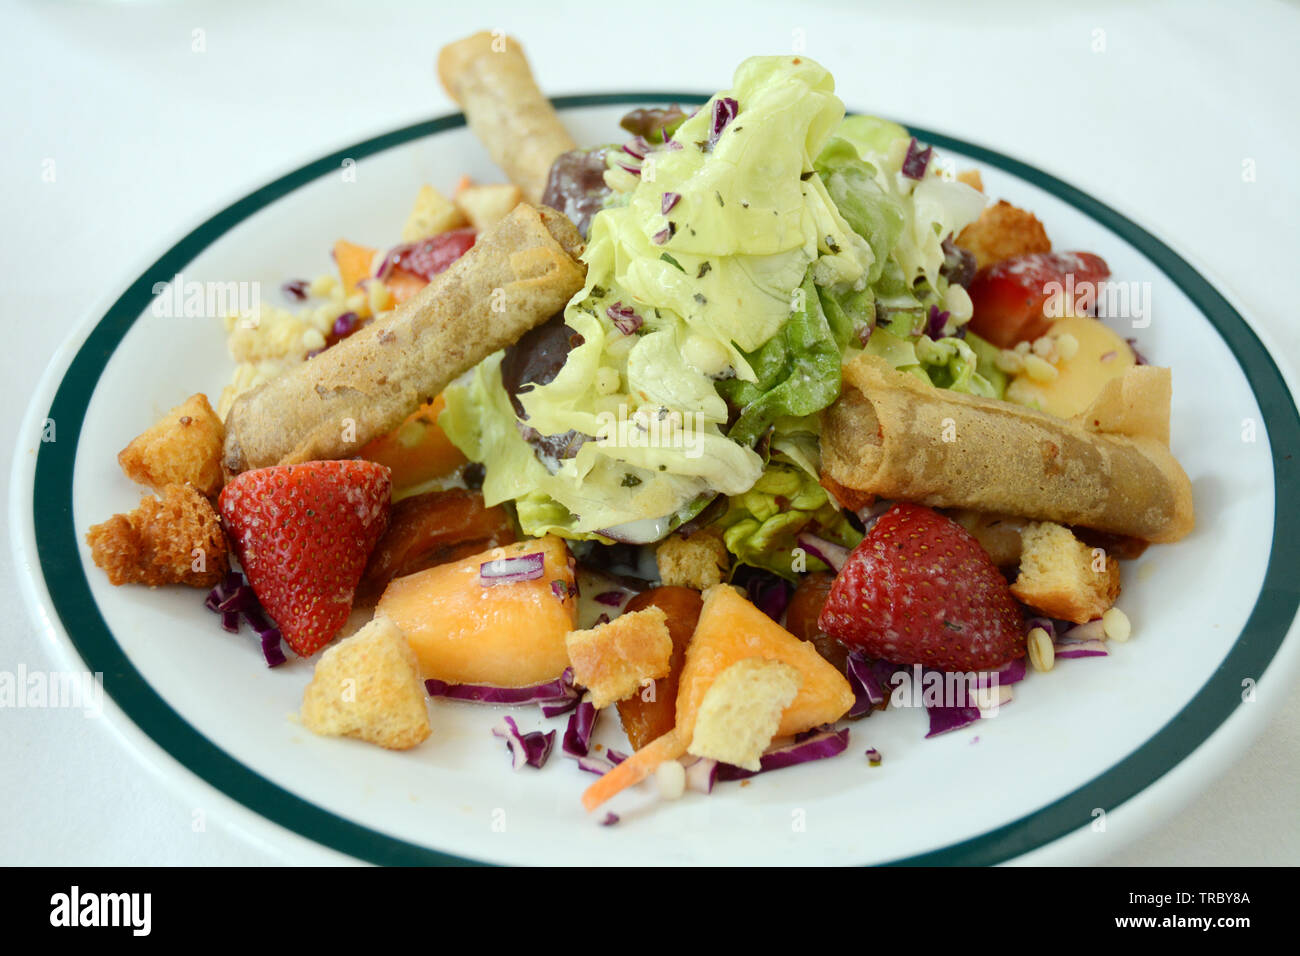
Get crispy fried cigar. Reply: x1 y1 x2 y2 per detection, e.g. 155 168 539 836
438 32 577 205
820 356 1194 543
222 203 585 474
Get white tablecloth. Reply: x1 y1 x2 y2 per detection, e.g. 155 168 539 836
3 0 1297 865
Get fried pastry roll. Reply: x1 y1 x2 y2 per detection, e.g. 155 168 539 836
820 356 1194 543
438 32 578 205
222 203 585 474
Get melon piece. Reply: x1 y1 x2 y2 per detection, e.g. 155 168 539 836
384 266 429 306
358 394 467 492
675 585 854 742
334 239 378 295
376 535 576 687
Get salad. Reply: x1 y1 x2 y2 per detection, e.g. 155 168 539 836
84 32 1194 820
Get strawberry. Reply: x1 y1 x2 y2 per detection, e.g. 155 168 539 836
817 503 1024 671
218 461 392 657
393 228 476 280
966 251 1109 348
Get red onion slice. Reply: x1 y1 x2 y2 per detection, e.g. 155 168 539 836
479 551 546 586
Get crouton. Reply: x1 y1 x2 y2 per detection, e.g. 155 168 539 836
957 169 984 192
955 200 1051 270
565 607 673 709
86 483 228 588
118 393 225 498
401 184 469 241
655 528 729 590
1011 521 1121 624
686 657 803 772
300 616 431 750
454 183 524 232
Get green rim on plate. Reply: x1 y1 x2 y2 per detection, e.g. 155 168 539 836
30 94 1300 866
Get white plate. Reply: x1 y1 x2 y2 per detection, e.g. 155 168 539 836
12 96 1300 865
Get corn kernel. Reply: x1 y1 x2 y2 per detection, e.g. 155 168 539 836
1027 627 1055 672
367 279 393 315
1032 335 1056 359
995 350 1024 374
1023 354 1059 382
302 328 326 352
1056 332 1080 360
656 759 686 800
1014 340 1032 355
1102 607 1132 642
308 274 337 298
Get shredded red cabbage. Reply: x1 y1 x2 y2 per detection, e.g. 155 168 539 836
281 279 309 301
925 704 982 738
606 748 628 765
661 192 681 215
600 812 620 826
203 572 286 667
926 304 951 339
491 716 555 770
621 136 650 160
425 667 581 712
683 756 718 794
606 301 644 334
845 652 889 718
732 565 792 622
901 137 933 180
479 551 545 586
563 700 598 756
715 728 850 781
1053 638 1109 659
566 752 617 775
707 97 739 150
796 532 850 573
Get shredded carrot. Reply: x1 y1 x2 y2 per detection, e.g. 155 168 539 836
581 729 685 812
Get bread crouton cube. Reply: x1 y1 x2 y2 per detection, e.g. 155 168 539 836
401 184 468 241
300 616 431 750
118 393 225 498
1011 521 1121 624
454 183 524 232
565 607 673 709
686 657 803 772
86 483 229 588
655 529 729 591
955 200 1052 270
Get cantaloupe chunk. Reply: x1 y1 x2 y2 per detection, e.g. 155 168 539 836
334 239 378 295
384 266 429 306
357 394 467 492
675 585 854 742
581 585 854 812
376 535 576 687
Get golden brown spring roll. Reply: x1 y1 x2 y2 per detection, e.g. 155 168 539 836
222 203 585 474
821 355 1194 543
438 32 577 205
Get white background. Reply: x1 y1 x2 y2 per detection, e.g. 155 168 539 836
2 0 1297 865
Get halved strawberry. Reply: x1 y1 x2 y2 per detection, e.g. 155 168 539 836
817 503 1024 671
392 228 476 280
218 461 391 657
966 251 1109 348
